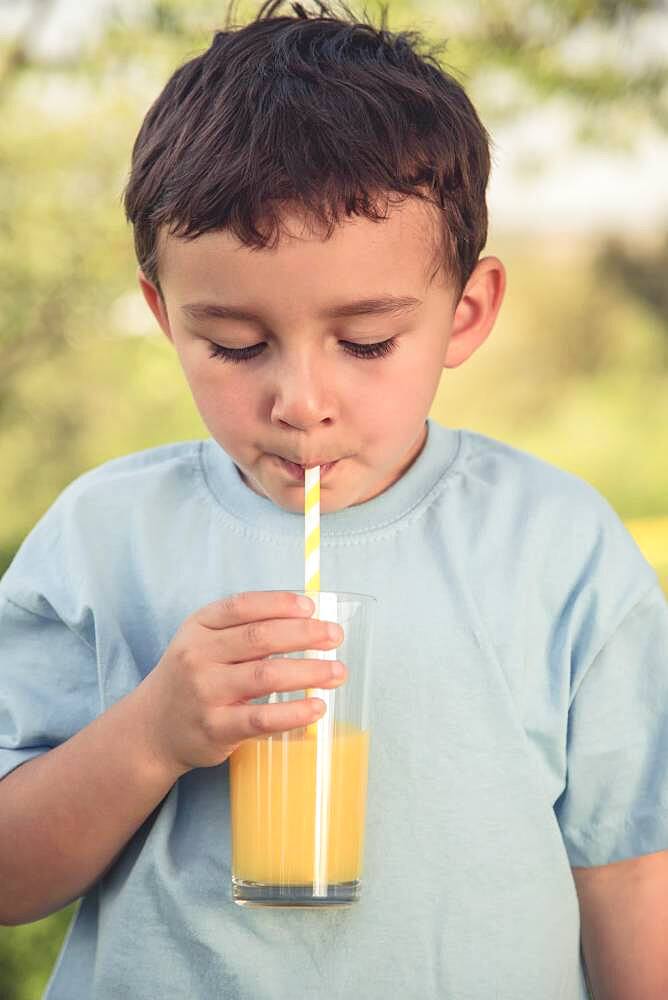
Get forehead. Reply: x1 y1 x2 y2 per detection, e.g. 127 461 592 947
158 196 448 307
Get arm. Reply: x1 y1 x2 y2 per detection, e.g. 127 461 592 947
572 850 668 1000
0 590 341 926
0 681 185 925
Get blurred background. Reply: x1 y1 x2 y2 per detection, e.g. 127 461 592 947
1 0 667 995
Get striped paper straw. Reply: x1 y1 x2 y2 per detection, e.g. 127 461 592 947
304 465 321 594
303 465 336 895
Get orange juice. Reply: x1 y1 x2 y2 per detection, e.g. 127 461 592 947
230 722 369 885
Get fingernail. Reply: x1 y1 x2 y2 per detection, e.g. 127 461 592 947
297 596 314 613
326 623 342 640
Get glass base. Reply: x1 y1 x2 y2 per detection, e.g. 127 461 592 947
232 877 360 907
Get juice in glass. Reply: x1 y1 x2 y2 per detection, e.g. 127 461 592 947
230 720 369 903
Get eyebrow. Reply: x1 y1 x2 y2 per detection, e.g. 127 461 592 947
181 294 422 323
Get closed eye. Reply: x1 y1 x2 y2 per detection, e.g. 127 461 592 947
207 338 399 363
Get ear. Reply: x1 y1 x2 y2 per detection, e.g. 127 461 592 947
137 268 174 344
444 256 506 369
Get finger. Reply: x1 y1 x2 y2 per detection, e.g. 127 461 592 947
196 591 315 630
207 615 343 664
221 657 347 703
215 697 328 744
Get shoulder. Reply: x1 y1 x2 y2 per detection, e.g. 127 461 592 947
450 427 657 622
1 441 208 614
457 428 602 505
41 440 205 527
455 428 634 538
61 440 204 498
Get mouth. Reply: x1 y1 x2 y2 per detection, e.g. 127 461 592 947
273 455 341 481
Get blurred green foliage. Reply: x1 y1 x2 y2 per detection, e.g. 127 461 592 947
1 1 667 997
0 906 74 1000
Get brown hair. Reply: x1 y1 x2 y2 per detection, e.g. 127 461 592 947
123 0 491 299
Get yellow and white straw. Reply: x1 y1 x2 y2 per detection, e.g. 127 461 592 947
304 466 321 594
304 465 336 895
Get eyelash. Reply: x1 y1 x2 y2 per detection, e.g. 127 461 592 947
207 338 399 363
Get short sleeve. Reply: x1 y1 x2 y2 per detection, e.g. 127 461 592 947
0 596 100 782
554 582 668 867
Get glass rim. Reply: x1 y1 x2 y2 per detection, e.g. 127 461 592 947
271 589 377 603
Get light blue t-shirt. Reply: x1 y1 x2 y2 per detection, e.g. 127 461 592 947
1 418 667 999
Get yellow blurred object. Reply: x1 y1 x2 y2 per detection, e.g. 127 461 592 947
625 516 668 571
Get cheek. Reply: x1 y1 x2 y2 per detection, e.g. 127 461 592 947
344 366 429 455
363 355 437 421
178 354 249 423
203 377 250 421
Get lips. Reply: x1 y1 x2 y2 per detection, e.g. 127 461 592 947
274 455 339 480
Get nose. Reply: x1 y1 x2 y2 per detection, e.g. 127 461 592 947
268 350 338 430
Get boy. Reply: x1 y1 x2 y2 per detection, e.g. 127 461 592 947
1 1 667 997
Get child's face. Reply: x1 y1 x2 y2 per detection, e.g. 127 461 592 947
139 197 504 513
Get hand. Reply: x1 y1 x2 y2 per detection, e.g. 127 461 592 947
138 591 346 775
